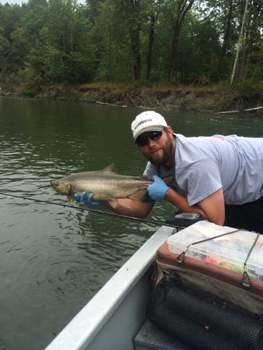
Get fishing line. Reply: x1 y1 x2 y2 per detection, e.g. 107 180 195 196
0 192 173 227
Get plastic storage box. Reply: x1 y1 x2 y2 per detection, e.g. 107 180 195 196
167 221 263 280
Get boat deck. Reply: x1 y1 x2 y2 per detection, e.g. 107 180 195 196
134 319 194 350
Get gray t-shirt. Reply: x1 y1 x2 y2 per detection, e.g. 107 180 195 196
143 134 263 206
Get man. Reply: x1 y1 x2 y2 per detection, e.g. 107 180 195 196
75 111 263 232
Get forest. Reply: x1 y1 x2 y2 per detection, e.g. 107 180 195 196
0 0 263 104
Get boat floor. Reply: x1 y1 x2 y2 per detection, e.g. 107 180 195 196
134 319 194 350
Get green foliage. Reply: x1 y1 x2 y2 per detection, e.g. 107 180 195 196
0 4 27 72
18 64 41 95
25 0 97 83
0 0 263 90
177 16 222 84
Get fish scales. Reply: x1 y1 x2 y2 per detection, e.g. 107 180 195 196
67 172 152 199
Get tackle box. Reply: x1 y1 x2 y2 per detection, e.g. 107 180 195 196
167 221 263 280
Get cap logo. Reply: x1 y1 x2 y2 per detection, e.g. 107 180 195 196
134 118 152 130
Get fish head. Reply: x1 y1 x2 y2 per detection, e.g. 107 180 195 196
50 179 72 195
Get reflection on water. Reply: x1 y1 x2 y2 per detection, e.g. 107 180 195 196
0 96 263 349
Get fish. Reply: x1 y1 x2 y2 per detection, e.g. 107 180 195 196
50 164 174 208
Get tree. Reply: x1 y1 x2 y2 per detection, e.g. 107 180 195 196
1 0 263 89
230 0 249 85
116 0 144 80
175 15 221 84
0 3 27 72
24 0 97 83
165 0 195 81
144 0 162 80
95 0 146 81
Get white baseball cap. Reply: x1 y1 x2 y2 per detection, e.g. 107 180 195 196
131 111 168 143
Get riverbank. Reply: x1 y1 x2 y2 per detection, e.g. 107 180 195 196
1 81 263 115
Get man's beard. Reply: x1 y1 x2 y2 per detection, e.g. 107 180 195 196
147 137 174 166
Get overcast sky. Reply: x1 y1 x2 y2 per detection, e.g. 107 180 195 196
0 0 25 4
0 0 85 5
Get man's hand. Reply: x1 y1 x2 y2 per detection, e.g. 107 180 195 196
74 192 106 206
147 175 169 202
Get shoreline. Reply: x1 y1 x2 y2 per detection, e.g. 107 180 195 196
1 83 263 116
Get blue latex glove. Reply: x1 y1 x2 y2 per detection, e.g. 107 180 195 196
74 192 105 206
147 175 169 202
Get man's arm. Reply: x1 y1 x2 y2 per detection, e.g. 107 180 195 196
166 187 225 225
197 188 225 225
147 176 207 218
145 172 225 224
165 188 207 218
74 192 154 218
105 188 225 223
105 198 155 218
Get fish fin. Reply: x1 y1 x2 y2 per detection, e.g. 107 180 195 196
67 194 75 202
102 164 117 173
108 198 119 208
140 175 150 180
129 189 147 202
162 176 175 186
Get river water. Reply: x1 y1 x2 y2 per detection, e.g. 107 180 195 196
0 96 263 350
